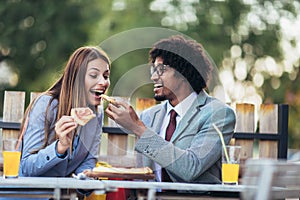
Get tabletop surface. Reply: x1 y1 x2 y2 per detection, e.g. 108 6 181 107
0 177 246 192
0 177 105 190
102 179 245 192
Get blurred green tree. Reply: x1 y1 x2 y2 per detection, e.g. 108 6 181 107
0 0 104 90
0 0 106 115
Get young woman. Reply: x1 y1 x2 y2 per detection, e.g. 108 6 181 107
19 46 111 177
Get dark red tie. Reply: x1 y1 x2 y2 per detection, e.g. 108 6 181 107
162 109 177 182
165 109 177 141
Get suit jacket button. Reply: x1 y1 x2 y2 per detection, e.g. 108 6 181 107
46 156 50 160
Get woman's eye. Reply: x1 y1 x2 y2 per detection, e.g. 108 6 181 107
90 74 98 79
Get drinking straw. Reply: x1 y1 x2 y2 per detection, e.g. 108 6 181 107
213 123 229 163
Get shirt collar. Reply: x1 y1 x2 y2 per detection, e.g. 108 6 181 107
166 92 198 118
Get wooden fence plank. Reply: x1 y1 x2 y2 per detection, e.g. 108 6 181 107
107 134 127 156
259 104 278 159
136 98 157 115
234 103 255 163
30 92 41 102
2 91 25 140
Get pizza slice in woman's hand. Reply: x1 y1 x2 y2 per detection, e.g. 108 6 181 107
71 107 96 126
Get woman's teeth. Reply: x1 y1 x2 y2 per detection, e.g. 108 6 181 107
92 90 104 97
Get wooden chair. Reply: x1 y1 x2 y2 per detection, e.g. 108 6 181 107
241 158 300 200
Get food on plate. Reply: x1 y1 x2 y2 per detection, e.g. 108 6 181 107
92 166 153 174
96 161 112 168
100 94 117 105
71 107 96 126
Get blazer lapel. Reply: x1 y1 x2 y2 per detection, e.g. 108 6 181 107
151 102 167 133
170 91 209 142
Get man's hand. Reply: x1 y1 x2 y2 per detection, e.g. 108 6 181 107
105 101 146 137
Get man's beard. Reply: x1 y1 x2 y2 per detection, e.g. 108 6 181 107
154 94 166 102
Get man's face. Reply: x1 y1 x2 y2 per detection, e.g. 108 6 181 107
150 57 180 102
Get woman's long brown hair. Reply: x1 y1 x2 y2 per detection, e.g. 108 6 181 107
20 46 111 153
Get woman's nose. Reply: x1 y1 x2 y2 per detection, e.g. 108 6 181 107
97 77 109 86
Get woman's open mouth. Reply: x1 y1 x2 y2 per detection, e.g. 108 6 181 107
91 89 104 98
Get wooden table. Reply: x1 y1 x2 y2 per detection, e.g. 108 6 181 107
0 177 246 199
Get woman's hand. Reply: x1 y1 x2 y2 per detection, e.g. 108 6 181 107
55 115 78 154
105 101 146 137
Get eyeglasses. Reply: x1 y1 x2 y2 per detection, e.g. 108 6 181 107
150 64 169 76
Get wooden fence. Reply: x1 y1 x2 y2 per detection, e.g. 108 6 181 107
0 91 289 170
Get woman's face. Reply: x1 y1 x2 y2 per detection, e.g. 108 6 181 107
85 58 110 106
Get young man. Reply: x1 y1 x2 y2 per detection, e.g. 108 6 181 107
106 35 236 183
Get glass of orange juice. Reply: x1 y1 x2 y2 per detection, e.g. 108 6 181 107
2 139 21 178
222 145 241 185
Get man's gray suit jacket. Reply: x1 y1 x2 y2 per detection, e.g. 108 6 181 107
135 90 236 183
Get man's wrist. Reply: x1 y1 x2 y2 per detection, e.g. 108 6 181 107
133 121 146 137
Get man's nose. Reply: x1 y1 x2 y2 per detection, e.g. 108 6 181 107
150 72 159 81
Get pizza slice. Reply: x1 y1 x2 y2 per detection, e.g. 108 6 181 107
100 94 117 105
71 107 96 126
